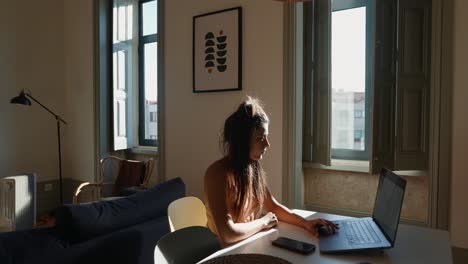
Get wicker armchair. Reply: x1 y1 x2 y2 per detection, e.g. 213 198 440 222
73 156 154 204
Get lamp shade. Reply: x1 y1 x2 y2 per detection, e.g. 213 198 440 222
10 91 31 106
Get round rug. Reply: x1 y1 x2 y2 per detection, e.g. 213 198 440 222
202 253 292 264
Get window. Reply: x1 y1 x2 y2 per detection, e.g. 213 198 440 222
303 0 431 172
111 0 161 150
139 0 159 146
331 1 371 161
354 110 363 118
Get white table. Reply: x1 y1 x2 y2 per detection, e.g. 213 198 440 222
200 210 452 264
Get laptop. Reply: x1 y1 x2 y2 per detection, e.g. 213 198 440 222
319 168 406 253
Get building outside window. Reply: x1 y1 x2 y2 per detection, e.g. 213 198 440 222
330 4 370 160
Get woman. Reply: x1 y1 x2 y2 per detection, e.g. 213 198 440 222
204 96 338 246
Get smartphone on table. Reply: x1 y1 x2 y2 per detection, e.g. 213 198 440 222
272 237 316 254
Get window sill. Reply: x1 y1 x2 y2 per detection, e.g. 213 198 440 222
392 170 427 177
128 146 158 156
303 160 427 176
303 159 369 173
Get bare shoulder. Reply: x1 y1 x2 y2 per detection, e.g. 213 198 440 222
205 158 231 186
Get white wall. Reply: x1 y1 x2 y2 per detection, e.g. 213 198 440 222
63 0 96 183
450 0 468 249
0 0 94 186
165 0 285 200
0 0 66 182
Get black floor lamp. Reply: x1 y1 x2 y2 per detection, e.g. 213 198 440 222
10 90 67 205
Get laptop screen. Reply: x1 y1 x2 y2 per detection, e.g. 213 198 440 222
372 168 406 245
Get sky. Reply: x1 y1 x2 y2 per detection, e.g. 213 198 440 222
331 6 366 93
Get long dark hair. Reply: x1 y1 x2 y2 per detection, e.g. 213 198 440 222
222 97 269 219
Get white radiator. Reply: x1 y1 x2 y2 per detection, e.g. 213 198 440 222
0 174 37 231
0 178 15 229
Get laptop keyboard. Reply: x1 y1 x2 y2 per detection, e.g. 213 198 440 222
344 219 381 245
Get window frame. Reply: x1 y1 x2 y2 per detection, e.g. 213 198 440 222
137 0 159 147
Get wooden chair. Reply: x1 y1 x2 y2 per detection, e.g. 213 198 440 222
73 156 155 204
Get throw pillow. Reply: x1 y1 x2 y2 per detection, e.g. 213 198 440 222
55 177 185 243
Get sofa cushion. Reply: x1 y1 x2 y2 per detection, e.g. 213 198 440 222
55 177 185 243
0 216 171 264
46 216 171 264
0 227 69 264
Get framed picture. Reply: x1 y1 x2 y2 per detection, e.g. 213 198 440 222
193 7 242 93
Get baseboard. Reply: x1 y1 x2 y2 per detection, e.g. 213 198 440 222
452 247 468 264
304 204 428 227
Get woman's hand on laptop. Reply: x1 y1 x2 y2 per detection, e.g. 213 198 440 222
302 219 339 237
261 212 279 230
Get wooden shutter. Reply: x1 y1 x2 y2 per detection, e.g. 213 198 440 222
97 0 113 155
371 0 397 173
113 48 129 151
394 0 431 170
310 0 331 165
111 0 139 151
303 1 314 162
371 0 431 172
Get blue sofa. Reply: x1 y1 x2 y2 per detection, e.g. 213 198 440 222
0 177 185 264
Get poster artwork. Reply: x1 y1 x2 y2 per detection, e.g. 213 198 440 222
204 31 228 74
193 7 242 93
